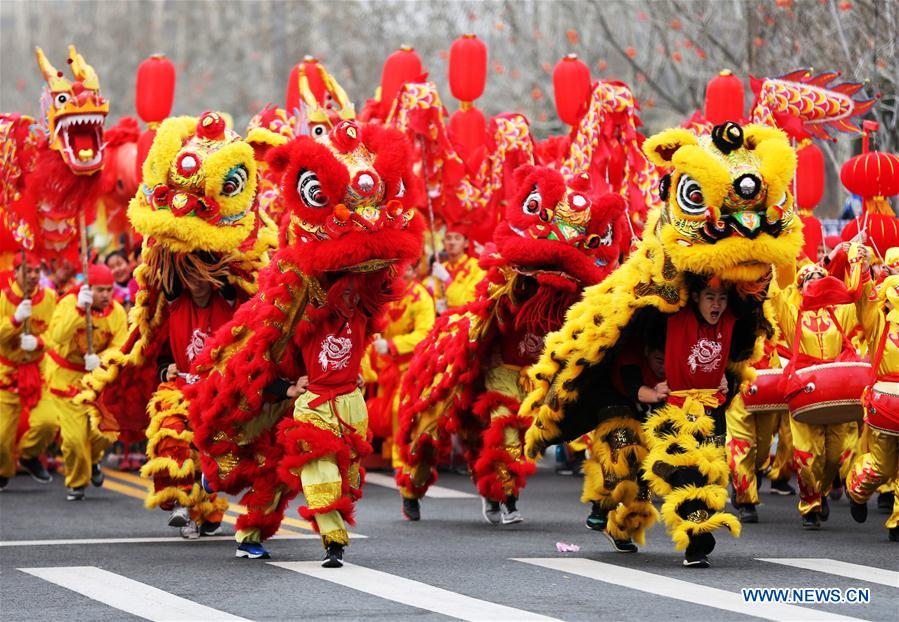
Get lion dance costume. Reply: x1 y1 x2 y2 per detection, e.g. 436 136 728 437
76 111 279 531
395 166 626 523
187 119 423 565
523 122 803 566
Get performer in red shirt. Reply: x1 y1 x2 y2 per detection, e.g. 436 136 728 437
643 277 740 568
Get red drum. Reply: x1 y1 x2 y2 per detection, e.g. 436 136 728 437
865 382 899 436
787 362 869 424
743 368 787 414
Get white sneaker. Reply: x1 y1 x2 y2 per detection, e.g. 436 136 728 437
180 521 200 539
167 504 190 528
481 497 502 525
501 496 523 524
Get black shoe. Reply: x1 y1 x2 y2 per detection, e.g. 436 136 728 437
0 476 8 491
586 502 609 532
19 457 51 484
90 464 105 488
199 520 222 536
819 497 830 522
321 543 344 568
603 531 638 553
402 497 421 521
738 504 759 524
877 492 895 514
66 487 85 501
849 499 868 524
802 512 821 530
770 478 796 495
889 526 899 542
829 474 843 501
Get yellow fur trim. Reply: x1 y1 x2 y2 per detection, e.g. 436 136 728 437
140 457 196 481
659 485 741 550
643 436 730 497
607 499 659 545
643 128 699 167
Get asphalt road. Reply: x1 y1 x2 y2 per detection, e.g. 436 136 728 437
1 458 896 622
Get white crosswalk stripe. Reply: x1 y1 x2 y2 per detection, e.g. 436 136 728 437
364 472 477 498
514 558 869 622
18 566 250 621
757 558 899 588
269 561 562 621
1 534 318 547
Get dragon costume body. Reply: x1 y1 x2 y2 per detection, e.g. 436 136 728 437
76 111 279 529
186 119 423 562
523 122 803 563
395 166 626 521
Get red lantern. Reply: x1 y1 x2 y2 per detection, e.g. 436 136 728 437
552 54 592 126
841 151 899 199
800 214 823 262
379 46 423 118
841 213 899 259
449 34 487 104
449 107 486 159
136 54 176 126
704 69 744 125
794 143 825 212
285 63 300 112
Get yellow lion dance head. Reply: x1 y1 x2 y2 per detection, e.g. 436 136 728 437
643 121 800 283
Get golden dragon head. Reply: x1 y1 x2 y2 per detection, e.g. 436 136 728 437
36 45 109 174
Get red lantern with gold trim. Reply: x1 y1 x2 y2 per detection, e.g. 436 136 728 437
552 54 592 126
704 69 744 125
841 151 899 214
136 54 176 126
794 143 825 212
840 213 899 259
449 34 487 104
380 46 423 118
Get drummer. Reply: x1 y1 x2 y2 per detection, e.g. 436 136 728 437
844 247 899 543
769 262 863 530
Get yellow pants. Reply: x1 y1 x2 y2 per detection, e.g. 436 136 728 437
767 412 794 482
34 391 113 488
790 418 854 515
1 389 57 478
287 388 369 549
846 427 899 529
725 396 778 505
582 412 657 544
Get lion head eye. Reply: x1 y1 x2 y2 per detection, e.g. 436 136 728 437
523 185 541 216
221 165 248 197
54 93 70 108
676 174 706 216
297 169 327 208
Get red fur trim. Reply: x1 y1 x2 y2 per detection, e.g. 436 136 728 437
395 468 437 499
472 407 536 502
236 477 294 542
268 137 350 226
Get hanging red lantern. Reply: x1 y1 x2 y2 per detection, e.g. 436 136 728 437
794 143 825 212
379 45 423 118
136 54 176 126
841 213 899 259
449 106 487 159
800 213 823 262
449 34 487 104
552 54 592 126
704 69 744 125
841 151 899 197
